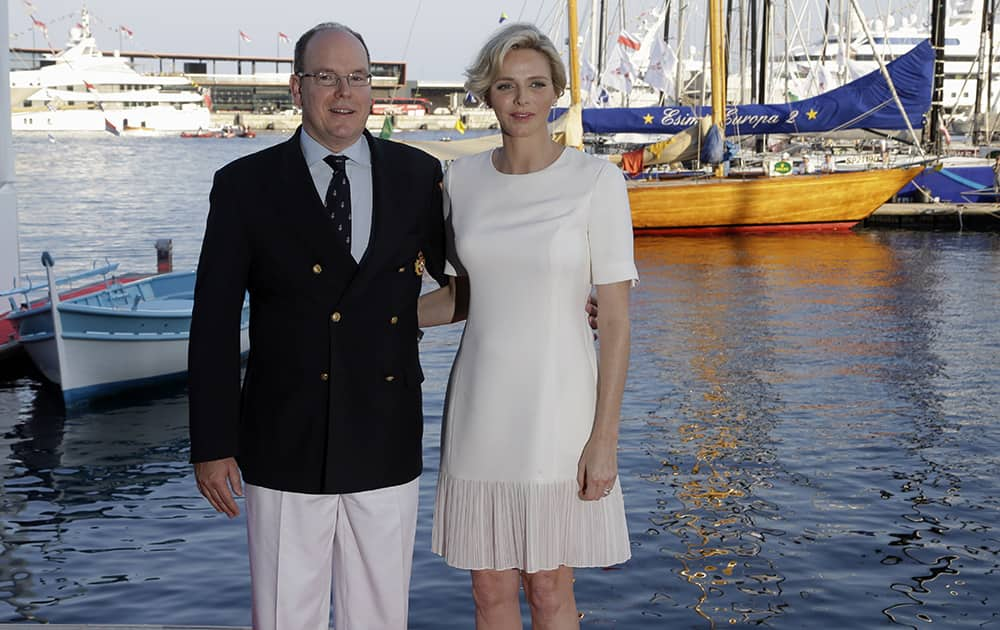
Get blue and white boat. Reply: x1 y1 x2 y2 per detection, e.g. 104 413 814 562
10 253 249 404
1 262 123 364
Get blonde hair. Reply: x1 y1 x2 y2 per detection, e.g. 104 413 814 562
465 23 567 105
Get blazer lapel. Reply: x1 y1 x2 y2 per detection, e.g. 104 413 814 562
281 127 356 266
278 128 358 298
345 132 406 291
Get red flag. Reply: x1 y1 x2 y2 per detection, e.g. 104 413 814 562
617 31 641 51
278 32 290 43
104 119 120 136
239 30 252 43
120 25 134 38
83 80 95 91
30 16 47 34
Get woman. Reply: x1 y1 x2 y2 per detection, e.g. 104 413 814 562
418 22 636 630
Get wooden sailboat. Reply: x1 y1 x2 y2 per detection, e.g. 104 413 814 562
565 0 924 233
629 166 922 233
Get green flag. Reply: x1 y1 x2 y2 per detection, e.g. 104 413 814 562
379 114 393 139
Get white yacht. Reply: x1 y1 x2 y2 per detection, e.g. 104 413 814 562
9 8 209 133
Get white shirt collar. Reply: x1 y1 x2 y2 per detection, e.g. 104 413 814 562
300 129 371 168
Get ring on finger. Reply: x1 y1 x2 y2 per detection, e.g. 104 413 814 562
602 487 612 496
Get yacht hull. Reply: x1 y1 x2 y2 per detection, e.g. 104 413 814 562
628 166 923 232
12 105 210 132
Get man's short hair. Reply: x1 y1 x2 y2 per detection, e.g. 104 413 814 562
294 23 371 74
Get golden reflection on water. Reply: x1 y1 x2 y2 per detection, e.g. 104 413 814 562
631 232 899 627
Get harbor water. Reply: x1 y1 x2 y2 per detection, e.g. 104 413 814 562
1 133 998 627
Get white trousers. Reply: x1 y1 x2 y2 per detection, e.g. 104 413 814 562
245 477 420 630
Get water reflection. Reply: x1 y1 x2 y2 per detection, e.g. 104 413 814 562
627 232 998 628
0 229 997 626
632 234 828 627
0 381 241 624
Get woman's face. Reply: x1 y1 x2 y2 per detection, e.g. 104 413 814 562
488 48 559 140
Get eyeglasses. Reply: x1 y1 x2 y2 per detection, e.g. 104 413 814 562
296 71 372 89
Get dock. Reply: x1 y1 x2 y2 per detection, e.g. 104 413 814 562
865 202 1000 229
216 110 499 134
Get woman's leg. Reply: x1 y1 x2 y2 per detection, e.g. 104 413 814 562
471 568 523 630
521 566 579 630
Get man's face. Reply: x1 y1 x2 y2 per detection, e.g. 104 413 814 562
290 29 371 153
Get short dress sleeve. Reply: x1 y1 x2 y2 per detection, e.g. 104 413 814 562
442 162 467 277
588 161 639 286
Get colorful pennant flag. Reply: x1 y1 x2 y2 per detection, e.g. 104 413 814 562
642 37 676 94
239 30 252 43
601 46 635 93
617 31 641 51
454 117 467 134
82 79 96 91
104 119 121 136
498 12 509 23
30 16 47 34
120 25 134 38
278 32 290 43
380 114 394 139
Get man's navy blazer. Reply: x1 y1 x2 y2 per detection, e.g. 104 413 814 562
188 127 447 494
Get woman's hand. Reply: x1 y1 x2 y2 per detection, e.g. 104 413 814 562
576 435 619 501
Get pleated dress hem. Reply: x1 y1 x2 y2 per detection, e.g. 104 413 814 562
431 470 632 574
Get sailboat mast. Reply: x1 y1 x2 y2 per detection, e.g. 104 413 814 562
676 0 687 102
750 0 758 102
759 0 772 100
663 0 672 105
756 0 772 151
739 0 749 102
598 0 609 77
591 0 600 73
928 0 947 152
973 0 990 142
710 0 727 176
569 0 583 109
821 0 832 62
566 0 584 149
986 0 997 141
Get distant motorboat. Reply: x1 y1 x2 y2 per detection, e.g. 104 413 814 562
180 126 256 139
180 128 225 138
9 253 249 405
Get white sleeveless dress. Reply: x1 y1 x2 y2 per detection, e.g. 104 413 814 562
431 147 638 573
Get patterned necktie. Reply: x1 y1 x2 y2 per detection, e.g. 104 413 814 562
323 155 352 252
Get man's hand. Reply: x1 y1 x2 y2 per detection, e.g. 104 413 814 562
194 457 243 518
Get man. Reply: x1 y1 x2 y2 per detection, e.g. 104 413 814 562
188 23 446 630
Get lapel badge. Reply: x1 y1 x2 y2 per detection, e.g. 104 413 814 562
414 250 426 277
